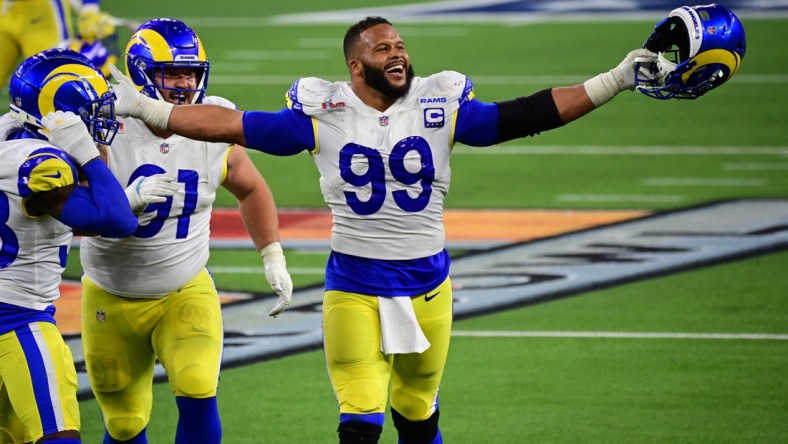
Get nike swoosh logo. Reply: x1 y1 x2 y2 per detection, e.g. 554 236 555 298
43 171 62 179
30 16 44 25
424 291 440 302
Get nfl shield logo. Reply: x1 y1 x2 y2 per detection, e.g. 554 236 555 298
379 116 389 127
96 309 106 323
160 142 170 154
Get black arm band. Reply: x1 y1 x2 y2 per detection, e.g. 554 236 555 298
495 88 564 143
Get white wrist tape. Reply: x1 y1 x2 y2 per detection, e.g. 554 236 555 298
139 97 174 130
259 242 284 260
583 69 624 107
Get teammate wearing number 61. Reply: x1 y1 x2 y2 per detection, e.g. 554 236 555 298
107 6 745 443
78 18 292 444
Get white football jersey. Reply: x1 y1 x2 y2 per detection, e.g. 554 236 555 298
0 124 75 310
292 71 469 260
80 96 235 298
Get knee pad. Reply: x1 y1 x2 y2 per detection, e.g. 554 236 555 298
86 354 130 393
337 421 382 443
106 416 147 442
172 363 217 398
342 376 386 413
391 408 440 444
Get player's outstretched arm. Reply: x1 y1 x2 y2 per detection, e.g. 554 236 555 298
575 49 658 116
465 48 658 147
109 64 248 146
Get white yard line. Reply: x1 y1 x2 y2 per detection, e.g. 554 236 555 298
221 50 329 60
723 163 788 170
642 178 766 187
452 330 788 340
558 194 683 203
451 146 788 155
209 73 788 85
209 266 325 274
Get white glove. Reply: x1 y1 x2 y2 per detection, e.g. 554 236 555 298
125 174 179 214
615 49 659 91
108 64 173 129
583 49 658 106
260 242 293 317
137 209 157 226
40 111 99 166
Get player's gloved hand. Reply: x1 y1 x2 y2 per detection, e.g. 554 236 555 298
77 4 116 42
583 48 658 106
260 242 293 317
108 64 173 129
125 174 179 214
40 111 100 166
615 49 659 91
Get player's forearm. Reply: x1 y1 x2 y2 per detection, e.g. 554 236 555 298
237 183 281 251
59 160 137 238
552 85 597 124
168 105 248 146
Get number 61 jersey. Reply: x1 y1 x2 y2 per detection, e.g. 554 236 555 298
289 71 473 261
79 97 235 298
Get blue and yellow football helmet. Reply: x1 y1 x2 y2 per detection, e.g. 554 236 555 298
8 48 120 144
636 3 746 100
125 18 210 104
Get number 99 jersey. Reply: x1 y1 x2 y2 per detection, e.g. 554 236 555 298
79 96 235 298
288 71 472 260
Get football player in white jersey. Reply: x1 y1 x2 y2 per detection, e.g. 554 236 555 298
107 15 673 444
78 18 292 444
0 48 137 444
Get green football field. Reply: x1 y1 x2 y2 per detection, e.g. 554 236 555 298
54 1 788 442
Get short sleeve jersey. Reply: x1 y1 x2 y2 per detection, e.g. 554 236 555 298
0 133 77 310
79 96 235 298
289 71 473 260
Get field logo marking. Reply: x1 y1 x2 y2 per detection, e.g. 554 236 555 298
70 199 788 397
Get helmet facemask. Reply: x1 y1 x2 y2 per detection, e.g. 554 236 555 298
80 89 120 144
137 61 209 105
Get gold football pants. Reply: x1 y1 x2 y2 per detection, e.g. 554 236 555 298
323 277 453 421
81 269 223 441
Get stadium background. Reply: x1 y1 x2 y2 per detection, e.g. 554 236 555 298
25 0 788 442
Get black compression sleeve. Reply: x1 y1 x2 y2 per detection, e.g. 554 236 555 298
495 88 564 143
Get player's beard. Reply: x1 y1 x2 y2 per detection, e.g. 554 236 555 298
363 62 415 100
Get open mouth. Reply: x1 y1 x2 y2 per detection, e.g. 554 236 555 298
166 91 191 104
385 62 405 78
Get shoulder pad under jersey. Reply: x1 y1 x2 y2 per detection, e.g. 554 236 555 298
203 95 237 110
286 77 345 116
418 70 475 107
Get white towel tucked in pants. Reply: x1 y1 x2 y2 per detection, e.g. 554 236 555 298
378 296 431 354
